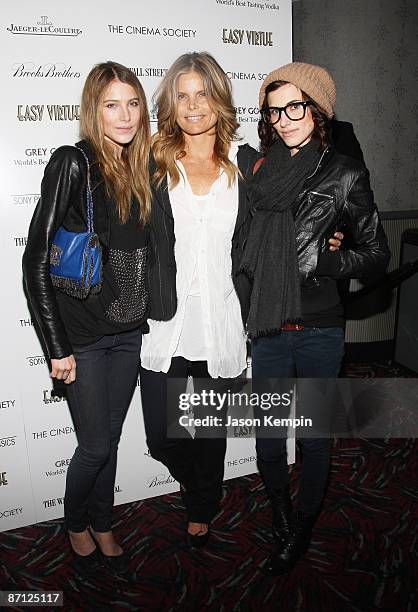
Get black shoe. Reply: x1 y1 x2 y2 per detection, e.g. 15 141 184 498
185 526 210 549
88 528 131 575
267 486 292 542
72 548 103 576
99 549 131 575
266 512 315 576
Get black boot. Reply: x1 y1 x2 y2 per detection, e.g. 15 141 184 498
266 511 316 576
267 486 292 543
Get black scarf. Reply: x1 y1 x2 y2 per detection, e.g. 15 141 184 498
240 138 322 338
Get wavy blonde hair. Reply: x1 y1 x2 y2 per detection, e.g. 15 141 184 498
152 52 240 188
80 61 151 224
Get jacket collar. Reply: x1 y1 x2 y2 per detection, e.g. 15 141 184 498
305 146 333 181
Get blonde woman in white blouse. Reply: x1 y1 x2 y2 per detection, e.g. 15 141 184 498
140 52 259 548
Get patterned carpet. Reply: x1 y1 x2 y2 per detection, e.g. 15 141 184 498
1 361 417 611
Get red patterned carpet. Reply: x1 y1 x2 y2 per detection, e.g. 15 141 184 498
0 361 417 611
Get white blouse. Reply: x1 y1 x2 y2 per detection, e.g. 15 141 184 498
141 143 247 378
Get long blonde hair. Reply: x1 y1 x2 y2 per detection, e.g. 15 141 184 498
80 61 151 224
152 52 240 188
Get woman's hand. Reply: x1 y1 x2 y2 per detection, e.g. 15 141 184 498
50 355 77 384
329 231 344 251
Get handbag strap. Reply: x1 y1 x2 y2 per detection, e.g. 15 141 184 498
75 145 94 233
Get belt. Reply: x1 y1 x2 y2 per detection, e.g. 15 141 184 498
280 323 305 331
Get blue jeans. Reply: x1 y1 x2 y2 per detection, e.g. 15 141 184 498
252 327 345 516
64 328 142 532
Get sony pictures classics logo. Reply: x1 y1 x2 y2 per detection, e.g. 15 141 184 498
7 15 82 37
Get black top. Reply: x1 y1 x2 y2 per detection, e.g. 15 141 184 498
57 199 149 346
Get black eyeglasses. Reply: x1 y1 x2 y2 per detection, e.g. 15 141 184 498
261 101 312 125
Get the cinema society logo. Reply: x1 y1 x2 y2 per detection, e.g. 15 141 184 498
108 24 196 38
0 507 23 519
222 28 273 46
12 62 81 79
227 71 268 81
17 105 80 122
0 472 9 486
7 15 82 37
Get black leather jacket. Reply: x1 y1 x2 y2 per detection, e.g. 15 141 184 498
23 140 151 359
292 147 390 288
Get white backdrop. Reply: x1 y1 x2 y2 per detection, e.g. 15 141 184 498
0 0 292 532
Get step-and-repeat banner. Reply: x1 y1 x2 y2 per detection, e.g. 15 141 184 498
0 0 292 531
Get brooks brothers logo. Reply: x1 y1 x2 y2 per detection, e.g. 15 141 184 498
32 427 75 440
26 354 47 367
12 62 81 79
7 15 82 37
0 399 16 410
222 28 273 46
147 473 176 488
227 455 257 467
108 24 196 38
0 436 17 448
0 472 9 486
17 104 80 122
129 66 168 78
11 193 40 206
0 507 23 519
216 0 280 9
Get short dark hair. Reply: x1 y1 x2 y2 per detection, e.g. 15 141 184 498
258 80 330 155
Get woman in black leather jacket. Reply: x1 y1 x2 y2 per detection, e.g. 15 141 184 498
242 62 390 575
22 62 152 575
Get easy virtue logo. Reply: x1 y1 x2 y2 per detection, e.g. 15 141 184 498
222 28 273 45
7 15 82 37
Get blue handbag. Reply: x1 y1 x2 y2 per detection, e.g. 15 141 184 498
49 146 102 298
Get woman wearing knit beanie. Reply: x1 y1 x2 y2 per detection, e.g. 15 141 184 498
240 62 390 575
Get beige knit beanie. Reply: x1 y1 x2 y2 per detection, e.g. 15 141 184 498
259 62 336 119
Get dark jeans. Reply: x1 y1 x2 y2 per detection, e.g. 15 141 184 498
140 357 228 523
64 328 142 532
252 326 345 516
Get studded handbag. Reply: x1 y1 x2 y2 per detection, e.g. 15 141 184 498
49 146 102 298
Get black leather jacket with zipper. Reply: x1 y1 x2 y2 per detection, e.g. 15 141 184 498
291 147 390 290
